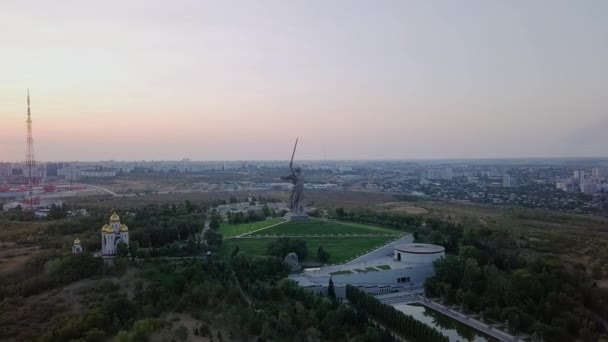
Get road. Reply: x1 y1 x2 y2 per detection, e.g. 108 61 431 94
85 184 119 197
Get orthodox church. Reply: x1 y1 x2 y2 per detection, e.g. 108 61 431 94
72 238 83 254
101 212 129 257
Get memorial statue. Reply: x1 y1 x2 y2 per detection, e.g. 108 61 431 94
281 138 306 218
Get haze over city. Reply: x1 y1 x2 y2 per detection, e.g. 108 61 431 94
2 0 607 161
5 2 608 342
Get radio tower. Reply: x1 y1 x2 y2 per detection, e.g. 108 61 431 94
25 90 35 211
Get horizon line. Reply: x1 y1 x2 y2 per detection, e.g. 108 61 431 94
2 156 608 164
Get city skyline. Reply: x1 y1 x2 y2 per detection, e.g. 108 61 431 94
2 0 607 161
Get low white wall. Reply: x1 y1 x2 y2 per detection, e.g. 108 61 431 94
396 251 444 264
332 265 435 287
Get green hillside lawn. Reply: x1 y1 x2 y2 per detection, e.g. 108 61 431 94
245 220 403 237
220 236 396 264
220 219 284 238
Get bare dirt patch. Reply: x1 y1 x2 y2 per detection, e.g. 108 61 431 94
151 312 233 342
377 202 429 215
0 245 43 276
26 267 139 313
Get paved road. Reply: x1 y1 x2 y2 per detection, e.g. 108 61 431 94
86 184 119 197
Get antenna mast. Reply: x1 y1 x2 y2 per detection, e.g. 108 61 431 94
25 90 36 211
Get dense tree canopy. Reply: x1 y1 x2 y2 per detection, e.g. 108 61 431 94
425 227 608 342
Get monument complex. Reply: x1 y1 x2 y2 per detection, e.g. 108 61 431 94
281 138 309 221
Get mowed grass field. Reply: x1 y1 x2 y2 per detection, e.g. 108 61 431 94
246 219 403 237
219 219 403 263
220 236 396 264
220 219 284 238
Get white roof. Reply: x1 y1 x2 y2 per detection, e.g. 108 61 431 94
395 243 445 254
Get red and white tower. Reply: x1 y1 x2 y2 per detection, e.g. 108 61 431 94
25 90 36 211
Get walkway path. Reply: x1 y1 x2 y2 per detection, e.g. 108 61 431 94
235 220 287 238
86 184 119 197
231 270 253 307
390 296 522 342
238 233 401 239
346 235 413 265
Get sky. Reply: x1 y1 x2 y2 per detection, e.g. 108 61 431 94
1 0 607 162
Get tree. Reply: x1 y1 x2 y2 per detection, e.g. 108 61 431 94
209 218 220 230
137 249 151 260
84 328 106 342
231 247 240 258
267 237 308 260
128 241 139 261
346 285 448 342
229 196 238 204
48 203 68 220
184 200 194 213
317 246 331 263
336 208 346 219
130 230 151 248
204 229 223 247
262 204 271 217
461 258 480 292
174 324 189 342
328 277 336 302
186 234 198 253
303 327 322 342
116 241 129 258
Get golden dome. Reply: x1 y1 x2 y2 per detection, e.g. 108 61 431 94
120 224 129 232
101 224 112 233
74 238 81 244
110 212 120 222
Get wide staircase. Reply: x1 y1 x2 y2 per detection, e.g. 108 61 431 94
377 293 421 305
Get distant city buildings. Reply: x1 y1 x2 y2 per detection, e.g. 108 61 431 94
2 159 608 217
580 182 601 194
502 174 517 188
592 167 608 178
556 168 608 194
574 170 586 184
78 169 117 178
57 166 79 181
426 168 453 180
556 179 579 193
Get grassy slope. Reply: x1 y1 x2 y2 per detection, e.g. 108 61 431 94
219 219 284 238
220 236 395 264
246 219 403 236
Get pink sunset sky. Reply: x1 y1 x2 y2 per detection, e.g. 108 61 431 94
1 0 607 162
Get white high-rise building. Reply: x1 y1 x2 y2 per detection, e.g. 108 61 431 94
556 178 579 193
592 167 608 178
426 169 453 180
503 174 517 188
580 182 600 194
444 168 453 180
574 170 585 183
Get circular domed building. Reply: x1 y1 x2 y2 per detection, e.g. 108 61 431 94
394 243 445 264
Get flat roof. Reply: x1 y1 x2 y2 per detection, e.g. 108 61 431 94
293 255 429 280
395 243 445 254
